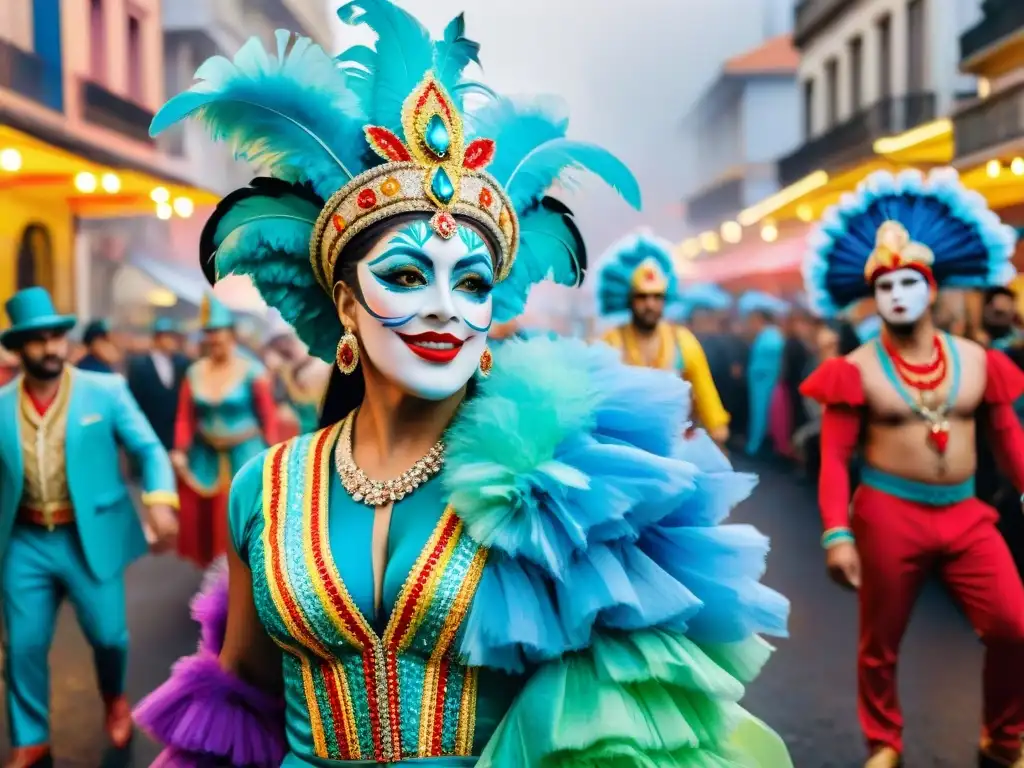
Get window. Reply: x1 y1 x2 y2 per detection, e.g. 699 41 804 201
803 78 815 139
877 13 892 99
826 58 839 127
127 12 143 101
907 0 926 93
849 36 864 112
89 0 105 82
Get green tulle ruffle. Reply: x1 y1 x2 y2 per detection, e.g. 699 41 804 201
476 629 791 768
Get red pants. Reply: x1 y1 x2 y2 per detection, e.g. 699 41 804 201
852 484 1024 753
175 481 229 569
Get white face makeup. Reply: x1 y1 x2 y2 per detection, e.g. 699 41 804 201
873 267 931 326
351 220 494 401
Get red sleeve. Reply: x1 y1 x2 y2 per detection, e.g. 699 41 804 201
984 349 1024 492
251 376 279 446
173 378 195 453
818 405 862 532
799 357 865 407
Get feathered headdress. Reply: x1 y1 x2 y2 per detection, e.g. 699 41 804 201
803 168 1017 318
150 1 641 360
596 231 680 322
737 290 790 319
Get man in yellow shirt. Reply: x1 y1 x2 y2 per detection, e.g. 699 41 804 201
596 232 730 445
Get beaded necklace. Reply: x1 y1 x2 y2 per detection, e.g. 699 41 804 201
874 332 961 456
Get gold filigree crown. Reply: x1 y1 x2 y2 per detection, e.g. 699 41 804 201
310 75 519 292
631 258 669 295
864 220 935 283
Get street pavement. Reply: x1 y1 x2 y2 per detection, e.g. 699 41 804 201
0 458 995 767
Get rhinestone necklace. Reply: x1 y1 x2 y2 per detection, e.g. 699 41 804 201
334 411 445 506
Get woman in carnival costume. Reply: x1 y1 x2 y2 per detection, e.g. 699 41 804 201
264 312 330 438
135 3 791 766
737 291 789 456
799 169 1024 768
171 294 279 567
597 232 732 446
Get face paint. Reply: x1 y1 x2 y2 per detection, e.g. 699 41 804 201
353 220 494 400
873 267 931 326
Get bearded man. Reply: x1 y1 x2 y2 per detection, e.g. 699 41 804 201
800 170 1024 768
596 232 730 445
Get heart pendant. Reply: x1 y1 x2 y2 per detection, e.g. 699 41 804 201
928 423 949 455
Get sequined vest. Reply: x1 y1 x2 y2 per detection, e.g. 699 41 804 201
250 425 487 763
190 363 261 447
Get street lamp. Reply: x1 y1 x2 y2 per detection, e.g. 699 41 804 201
0 148 22 172
74 171 98 193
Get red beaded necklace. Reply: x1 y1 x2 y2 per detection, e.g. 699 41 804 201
881 333 947 392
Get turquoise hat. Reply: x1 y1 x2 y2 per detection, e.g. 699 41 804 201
1 287 77 348
200 293 234 331
152 317 181 335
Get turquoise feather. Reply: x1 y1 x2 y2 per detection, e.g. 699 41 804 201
493 200 584 323
337 0 433 131
151 31 365 201
204 187 339 361
433 13 481 98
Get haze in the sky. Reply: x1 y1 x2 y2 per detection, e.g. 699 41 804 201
328 0 786 326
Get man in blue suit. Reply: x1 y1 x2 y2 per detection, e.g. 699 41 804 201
0 288 180 768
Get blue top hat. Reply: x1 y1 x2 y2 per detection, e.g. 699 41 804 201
82 318 111 345
152 317 181 335
1 287 77 348
199 293 234 331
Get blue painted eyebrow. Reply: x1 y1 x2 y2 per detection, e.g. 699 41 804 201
366 245 432 269
454 253 493 274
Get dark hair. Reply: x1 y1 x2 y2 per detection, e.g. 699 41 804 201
984 285 1016 305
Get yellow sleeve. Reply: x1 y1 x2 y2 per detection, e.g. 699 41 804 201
676 327 730 430
598 328 623 348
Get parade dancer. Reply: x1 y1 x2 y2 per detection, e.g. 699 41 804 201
171 294 277 567
598 232 731 445
0 287 179 768
134 3 791 765
800 169 1024 768
126 317 191 452
264 317 329 437
739 290 789 456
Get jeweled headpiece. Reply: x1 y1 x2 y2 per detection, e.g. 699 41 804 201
596 231 681 322
804 168 1016 318
152 0 641 361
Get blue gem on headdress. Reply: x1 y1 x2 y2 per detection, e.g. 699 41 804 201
424 115 450 158
431 167 455 204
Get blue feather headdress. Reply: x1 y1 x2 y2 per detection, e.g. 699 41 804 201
678 282 732 317
151 0 641 361
803 168 1017 318
737 291 790 319
596 231 681 322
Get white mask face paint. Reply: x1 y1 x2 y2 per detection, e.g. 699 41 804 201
352 220 493 401
873 267 931 326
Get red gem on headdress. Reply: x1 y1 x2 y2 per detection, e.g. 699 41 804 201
463 138 496 170
332 214 346 232
478 187 493 207
364 126 412 162
357 189 378 209
430 211 457 240
644 268 657 281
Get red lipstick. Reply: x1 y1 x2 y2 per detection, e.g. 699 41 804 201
397 331 465 363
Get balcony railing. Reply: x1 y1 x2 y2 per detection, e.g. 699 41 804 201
794 0 854 48
960 0 1024 64
0 39 63 111
80 80 154 144
686 177 744 227
954 82 1024 160
779 93 937 186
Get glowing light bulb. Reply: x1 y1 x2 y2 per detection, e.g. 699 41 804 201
699 231 720 253
720 221 742 244
156 202 173 220
172 196 194 218
1012 158 1024 176
680 238 701 259
796 204 814 222
150 186 170 203
0 148 22 172
74 171 97 193
101 172 121 193
761 222 779 243
987 160 1002 179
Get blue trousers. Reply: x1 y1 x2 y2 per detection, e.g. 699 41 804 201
2 525 129 746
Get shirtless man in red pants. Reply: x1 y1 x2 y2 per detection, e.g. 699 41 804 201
800 169 1024 768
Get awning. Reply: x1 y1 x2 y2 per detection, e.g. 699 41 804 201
692 227 808 284
127 254 210 306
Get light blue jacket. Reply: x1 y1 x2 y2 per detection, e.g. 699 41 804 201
0 369 176 581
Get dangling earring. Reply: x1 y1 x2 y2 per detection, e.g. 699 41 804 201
336 329 360 374
478 345 493 377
